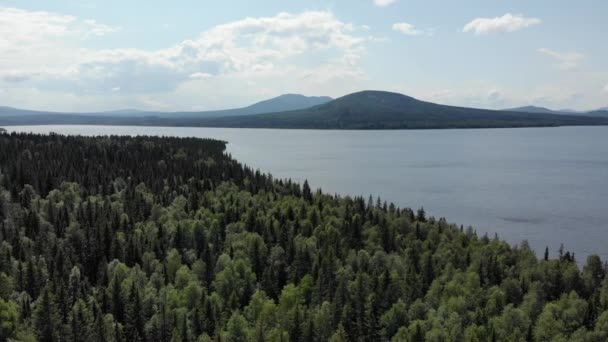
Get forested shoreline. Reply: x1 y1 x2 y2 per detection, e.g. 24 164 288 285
1 132 608 341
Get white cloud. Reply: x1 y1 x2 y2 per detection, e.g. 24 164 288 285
373 0 396 7
0 7 120 43
538 48 584 70
0 7 121 79
392 22 430 36
463 13 541 35
82 19 121 37
603 84 608 93
0 8 368 111
396 81 597 111
189 72 213 79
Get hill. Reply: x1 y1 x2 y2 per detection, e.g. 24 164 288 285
502 106 567 115
177 94 333 117
504 105 608 118
173 94 333 118
195 90 608 129
585 110 608 118
0 94 332 119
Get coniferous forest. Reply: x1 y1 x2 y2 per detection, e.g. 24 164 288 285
1 132 608 342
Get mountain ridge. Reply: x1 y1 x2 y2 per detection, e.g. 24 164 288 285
1 90 607 129
503 105 608 117
502 106 568 115
195 90 608 129
0 94 333 118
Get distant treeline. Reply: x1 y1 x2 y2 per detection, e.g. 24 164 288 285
0 131 607 341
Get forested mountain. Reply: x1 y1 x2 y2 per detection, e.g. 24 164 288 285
242 94 333 115
172 94 334 118
1 131 608 341
195 91 608 129
1 91 607 129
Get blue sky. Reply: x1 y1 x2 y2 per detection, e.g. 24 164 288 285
0 0 606 111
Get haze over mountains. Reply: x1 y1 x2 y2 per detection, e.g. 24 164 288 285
0 94 333 118
1 91 607 129
503 105 608 117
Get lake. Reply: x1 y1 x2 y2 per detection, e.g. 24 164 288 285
5 125 608 264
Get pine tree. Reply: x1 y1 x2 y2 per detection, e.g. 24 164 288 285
125 282 144 342
111 274 124 322
412 323 424 342
290 306 302 342
302 180 313 203
34 288 58 342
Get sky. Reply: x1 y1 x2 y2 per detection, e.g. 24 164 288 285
0 0 606 112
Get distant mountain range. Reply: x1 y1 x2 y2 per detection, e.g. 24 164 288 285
1 91 607 130
503 105 608 117
0 94 333 119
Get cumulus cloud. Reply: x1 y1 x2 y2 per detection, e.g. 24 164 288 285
397 82 596 111
0 8 368 110
0 7 119 43
373 0 396 7
538 48 584 70
463 13 540 35
392 22 431 36
604 84 608 93
189 72 213 79
0 7 121 80
77 11 365 93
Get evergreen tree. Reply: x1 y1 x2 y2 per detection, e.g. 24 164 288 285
34 288 58 342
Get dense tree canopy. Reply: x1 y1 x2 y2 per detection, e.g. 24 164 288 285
0 132 607 341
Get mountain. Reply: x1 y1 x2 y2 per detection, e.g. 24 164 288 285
98 109 162 117
557 109 579 114
0 106 156 118
502 106 567 115
504 105 608 118
585 110 608 118
234 94 333 116
0 94 333 119
194 90 608 129
0 106 48 117
171 94 333 118
1 91 607 129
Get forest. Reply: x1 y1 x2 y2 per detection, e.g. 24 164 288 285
1 131 608 341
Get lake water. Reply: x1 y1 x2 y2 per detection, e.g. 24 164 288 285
5 125 608 264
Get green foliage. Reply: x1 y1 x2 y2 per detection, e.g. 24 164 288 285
0 297 18 340
0 132 607 341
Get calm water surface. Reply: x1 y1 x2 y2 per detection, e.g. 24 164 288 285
6 125 608 263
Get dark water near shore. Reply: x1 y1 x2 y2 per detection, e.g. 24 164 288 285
6 125 608 264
